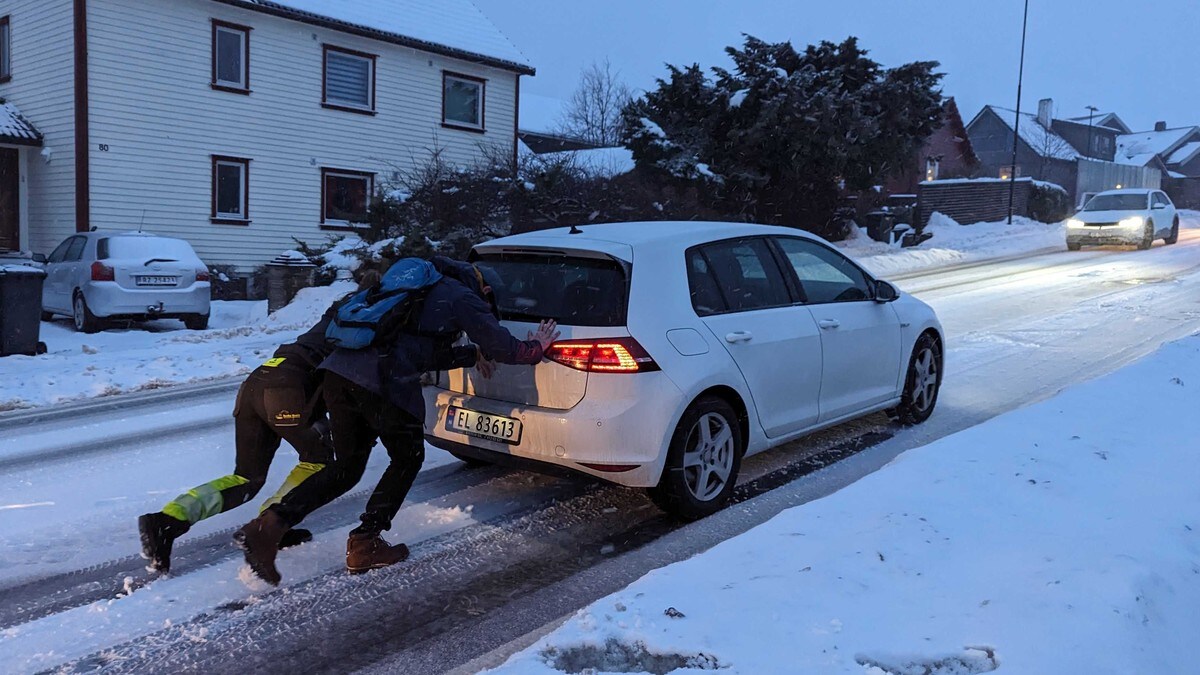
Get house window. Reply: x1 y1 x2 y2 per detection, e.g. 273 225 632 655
443 72 485 131
925 157 940 182
211 20 251 93
322 168 374 227
1 16 11 83
999 165 1019 181
323 45 376 113
212 156 250 223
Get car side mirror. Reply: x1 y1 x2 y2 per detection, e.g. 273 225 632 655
873 280 899 303
31 253 47 264
1152 203 1167 210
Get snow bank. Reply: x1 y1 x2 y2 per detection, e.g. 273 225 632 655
492 335 1200 674
0 282 354 411
838 214 1066 278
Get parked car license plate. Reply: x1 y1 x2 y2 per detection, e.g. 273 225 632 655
445 406 522 445
136 275 178 286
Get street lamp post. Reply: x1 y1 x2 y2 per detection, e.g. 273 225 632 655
1085 105 1099 159
1007 0 1031 225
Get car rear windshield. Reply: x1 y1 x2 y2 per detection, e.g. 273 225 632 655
473 253 629 327
1083 194 1148 211
98 236 198 261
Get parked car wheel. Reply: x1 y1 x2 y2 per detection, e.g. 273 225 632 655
73 292 103 334
1137 221 1154 250
649 396 743 520
1164 219 1179 245
183 314 210 331
890 332 942 426
1066 242 1082 251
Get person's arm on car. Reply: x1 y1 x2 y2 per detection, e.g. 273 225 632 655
453 292 559 365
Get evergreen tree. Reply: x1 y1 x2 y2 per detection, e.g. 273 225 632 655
624 36 944 239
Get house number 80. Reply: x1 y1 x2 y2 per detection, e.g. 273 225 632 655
98 144 110 152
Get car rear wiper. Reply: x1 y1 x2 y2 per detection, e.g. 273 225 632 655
143 258 178 265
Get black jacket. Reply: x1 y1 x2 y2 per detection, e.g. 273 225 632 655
319 257 544 419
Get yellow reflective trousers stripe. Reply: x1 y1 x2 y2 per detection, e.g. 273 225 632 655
162 474 250 524
258 462 325 513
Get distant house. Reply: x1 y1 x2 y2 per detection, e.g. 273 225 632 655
516 92 634 177
967 99 1160 204
1116 123 1200 178
886 97 979 194
0 0 533 271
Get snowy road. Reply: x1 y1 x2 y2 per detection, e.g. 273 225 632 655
3 231 1200 674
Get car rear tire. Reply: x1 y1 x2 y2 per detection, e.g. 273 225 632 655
1066 242 1081 251
1137 221 1154 250
891 332 942 426
1164 219 1179 245
183 314 210 330
40 311 55 322
649 396 743 521
72 293 102 334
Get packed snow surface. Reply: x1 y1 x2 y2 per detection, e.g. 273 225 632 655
490 335 1200 674
0 282 355 411
837 213 1066 278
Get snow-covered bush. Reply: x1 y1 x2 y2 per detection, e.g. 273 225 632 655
1029 181 1071 223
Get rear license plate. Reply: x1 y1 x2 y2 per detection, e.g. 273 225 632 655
445 406 523 445
136 275 178 286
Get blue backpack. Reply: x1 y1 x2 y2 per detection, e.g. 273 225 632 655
325 258 443 349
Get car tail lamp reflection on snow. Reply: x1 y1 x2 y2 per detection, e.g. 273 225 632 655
91 261 115 281
196 268 210 282
545 338 659 373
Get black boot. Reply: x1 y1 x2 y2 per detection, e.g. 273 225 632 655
278 528 313 549
234 509 289 586
138 512 190 575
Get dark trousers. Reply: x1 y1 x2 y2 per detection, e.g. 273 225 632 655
163 364 332 524
271 372 425 536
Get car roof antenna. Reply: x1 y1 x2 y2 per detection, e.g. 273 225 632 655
138 210 146 233
568 224 583 234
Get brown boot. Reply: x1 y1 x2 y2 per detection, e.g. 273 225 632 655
234 510 289 586
346 532 410 574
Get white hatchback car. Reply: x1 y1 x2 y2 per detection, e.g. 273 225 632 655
38 231 212 333
424 222 944 518
1066 188 1180 251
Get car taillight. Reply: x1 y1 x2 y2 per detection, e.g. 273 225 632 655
91 261 114 281
196 268 210 282
545 338 659 373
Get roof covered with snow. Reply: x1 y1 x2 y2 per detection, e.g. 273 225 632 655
518 93 567 135
1063 111 1130 133
231 0 533 74
1167 141 1200 167
1116 127 1198 164
537 146 635 178
986 105 1079 160
0 102 43 146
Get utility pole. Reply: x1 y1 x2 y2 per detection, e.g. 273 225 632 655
1007 0 1031 225
1085 105 1099 159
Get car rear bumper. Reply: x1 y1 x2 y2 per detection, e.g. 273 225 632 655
423 371 685 488
84 281 211 318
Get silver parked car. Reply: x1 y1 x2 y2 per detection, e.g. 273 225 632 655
38 231 212 333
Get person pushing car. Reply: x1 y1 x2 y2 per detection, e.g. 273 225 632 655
236 256 558 585
136 271 379 574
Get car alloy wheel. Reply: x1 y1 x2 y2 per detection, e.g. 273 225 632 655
683 412 736 502
73 293 101 334
891 333 942 426
909 347 938 414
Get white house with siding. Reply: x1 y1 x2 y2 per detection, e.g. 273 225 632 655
0 0 533 272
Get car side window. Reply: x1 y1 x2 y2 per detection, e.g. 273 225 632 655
686 250 726 316
47 238 75 264
694 238 791 313
776 237 872 304
64 237 87 262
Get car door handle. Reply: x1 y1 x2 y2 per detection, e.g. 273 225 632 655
817 319 841 330
725 331 753 344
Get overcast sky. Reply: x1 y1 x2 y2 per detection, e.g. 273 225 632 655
475 0 1199 132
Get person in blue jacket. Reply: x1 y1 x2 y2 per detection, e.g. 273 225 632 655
237 256 558 585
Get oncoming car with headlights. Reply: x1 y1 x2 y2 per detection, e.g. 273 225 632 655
423 221 944 519
1066 188 1179 251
